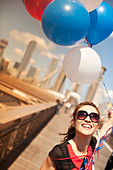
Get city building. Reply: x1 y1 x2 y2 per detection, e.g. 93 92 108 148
0 39 8 58
16 40 36 78
0 39 8 70
13 62 20 69
26 66 37 79
53 67 66 92
40 58 58 88
0 58 9 73
26 66 40 84
2 59 9 73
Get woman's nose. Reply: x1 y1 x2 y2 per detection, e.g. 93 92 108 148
85 115 91 122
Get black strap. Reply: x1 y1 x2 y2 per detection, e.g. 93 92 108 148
58 141 75 169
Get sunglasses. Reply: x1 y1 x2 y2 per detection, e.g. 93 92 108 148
76 110 100 123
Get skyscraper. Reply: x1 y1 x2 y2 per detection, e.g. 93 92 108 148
40 58 58 88
0 39 8 57
16 40 36 78
13 62 20 69
0 39 8 70
26 66 40 84
26 66 37 79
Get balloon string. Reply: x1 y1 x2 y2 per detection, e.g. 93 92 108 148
50 153 92 160
95 127 113 152
95 77 113 119
95 78 112 105
84 37 111 104
50 154 94 170
100 77 112 105
84 37 92 48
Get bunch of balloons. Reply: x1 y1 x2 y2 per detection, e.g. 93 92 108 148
24 0 108 46
23 0 113 84
24 0 113 46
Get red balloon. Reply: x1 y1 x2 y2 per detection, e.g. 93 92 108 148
24 0 54 21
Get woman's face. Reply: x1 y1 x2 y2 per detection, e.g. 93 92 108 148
73 105 99 136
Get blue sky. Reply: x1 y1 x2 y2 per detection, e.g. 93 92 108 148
0 0 113 99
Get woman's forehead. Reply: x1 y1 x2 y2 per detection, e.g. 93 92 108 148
78 105 98 112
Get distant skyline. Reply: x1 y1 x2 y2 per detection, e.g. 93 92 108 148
0 0 113 100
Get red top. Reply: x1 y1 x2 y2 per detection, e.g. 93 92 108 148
67 144 93 170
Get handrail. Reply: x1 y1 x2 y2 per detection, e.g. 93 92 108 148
0 102 58 162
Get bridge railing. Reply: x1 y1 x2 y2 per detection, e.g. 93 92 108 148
0 102 57 162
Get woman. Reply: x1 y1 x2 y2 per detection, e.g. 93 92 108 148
40 102 113 170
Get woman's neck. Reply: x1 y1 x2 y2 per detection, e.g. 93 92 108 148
73 133 92 154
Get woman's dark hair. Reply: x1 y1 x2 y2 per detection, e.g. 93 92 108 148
62 101 100 141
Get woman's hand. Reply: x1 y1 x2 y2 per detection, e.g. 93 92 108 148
108 108 113 120
96 107 113 140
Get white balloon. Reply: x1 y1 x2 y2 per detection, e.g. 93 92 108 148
78 0 103 12
63 46 101 84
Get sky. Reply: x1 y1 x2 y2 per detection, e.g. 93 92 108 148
0 0 113 100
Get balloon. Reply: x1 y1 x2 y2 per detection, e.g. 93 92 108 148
24 0 54 21
78 0 103 12
63 46 101 84
41 0 90 46
86 2 113 45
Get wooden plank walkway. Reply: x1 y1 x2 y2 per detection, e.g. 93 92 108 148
8 107 112 170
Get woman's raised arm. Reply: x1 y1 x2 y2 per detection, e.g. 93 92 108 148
98 109 113 139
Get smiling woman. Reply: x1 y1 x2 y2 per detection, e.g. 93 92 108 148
40 101 113 170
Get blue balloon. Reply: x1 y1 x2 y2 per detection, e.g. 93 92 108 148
86 2 113 45
41 0 90 46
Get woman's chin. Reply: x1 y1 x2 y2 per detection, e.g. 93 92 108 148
77 128 95 136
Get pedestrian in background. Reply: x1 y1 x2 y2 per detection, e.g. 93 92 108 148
105 152 113 170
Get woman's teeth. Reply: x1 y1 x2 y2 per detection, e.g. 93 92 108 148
82 124 92 129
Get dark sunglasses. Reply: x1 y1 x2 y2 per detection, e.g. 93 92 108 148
76 110 100 123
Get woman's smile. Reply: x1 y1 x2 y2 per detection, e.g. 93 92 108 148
81 123 92 129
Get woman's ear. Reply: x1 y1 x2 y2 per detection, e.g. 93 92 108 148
98 119 103 130
71 118 75 128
